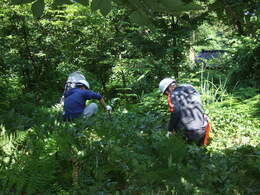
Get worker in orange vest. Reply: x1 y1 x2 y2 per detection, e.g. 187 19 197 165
159 78 211 146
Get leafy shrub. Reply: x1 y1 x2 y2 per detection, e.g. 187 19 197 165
229 38 260 88
1 92 259 194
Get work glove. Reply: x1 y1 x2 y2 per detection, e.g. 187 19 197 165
166 131 175 137
106 105 112 112
166 131 172 137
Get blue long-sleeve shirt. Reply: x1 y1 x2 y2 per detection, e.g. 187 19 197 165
64 88 102 119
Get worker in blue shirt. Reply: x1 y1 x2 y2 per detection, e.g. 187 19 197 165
63 80 112 121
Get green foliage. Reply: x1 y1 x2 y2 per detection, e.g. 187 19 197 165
228 38 260 88
208 0 259 36
129 10 150 26
74 0 89 6
0 92 259 193
11 0 203 24
233 87 259 100
53 0 73 6
31 0 45 18
160 0 202 13
0 0 260 194
10 0 36 5
91 0 111 16
200 72 229 105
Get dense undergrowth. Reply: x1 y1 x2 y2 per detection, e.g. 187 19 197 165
1 0 259 193
0 87 259 194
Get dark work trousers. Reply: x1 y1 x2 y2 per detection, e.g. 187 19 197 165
185 128 206 146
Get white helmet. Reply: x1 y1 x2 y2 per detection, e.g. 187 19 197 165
159 78 176 94
77 80 90 89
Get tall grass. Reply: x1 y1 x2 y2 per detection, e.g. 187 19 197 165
200 64 229 105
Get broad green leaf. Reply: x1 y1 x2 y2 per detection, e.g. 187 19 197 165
161 0 185 9
74 0 89 6
31 0 45 18
160 0 202 12
255 7 260 17
91 0 103 11
91 0 112 16
53 0 73 6
143 0 165 12
100 0 112 16
10 0 36 5
127 0 141 9
129 10 151 26
143 0 202 15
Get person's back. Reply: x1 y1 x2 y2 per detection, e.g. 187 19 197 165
63 80 112 121
159 78 210 146
63 87 102 120
170 84 204 132
64 88 92 118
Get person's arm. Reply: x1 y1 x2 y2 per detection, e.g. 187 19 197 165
86 90 112 111
168 112 179 133
166 113 178 137
99 97 106 107
168 96 181 133
97 96 112 111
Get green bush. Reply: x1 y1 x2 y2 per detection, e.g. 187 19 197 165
0 93 259 194
229 38 260 88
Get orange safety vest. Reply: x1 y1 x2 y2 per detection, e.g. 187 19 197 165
203 116 211 146
167 94 174 112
